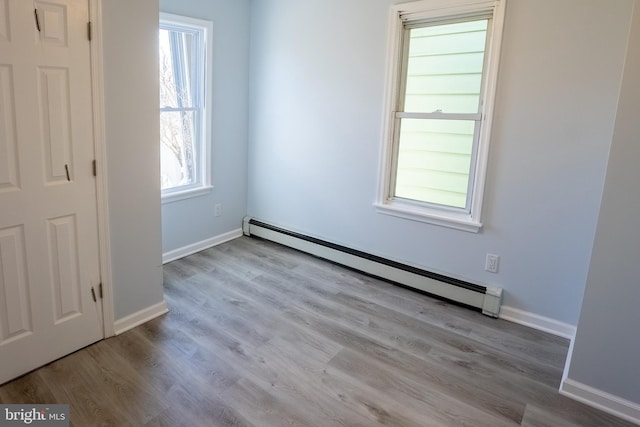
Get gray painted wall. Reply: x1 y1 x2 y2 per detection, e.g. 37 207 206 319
567 0 640 404
247 0 633 325
159 0 251 254
102 0 165 320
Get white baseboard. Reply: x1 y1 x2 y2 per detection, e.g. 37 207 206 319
560 379 640 425
562 334 576 384
499 305 576 340
113 301 169 335
162 228 243 264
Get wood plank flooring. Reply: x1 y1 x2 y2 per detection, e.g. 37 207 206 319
0 236 633 426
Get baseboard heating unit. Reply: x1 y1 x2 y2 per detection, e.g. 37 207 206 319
242 217 502 317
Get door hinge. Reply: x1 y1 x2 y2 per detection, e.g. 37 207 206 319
98 283 103 299
91 287 97 303
34 9 41 32
92 160 96 177
87 21 92 41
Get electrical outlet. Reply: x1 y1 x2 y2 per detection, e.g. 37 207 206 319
214 203 222 217
485 253 500 273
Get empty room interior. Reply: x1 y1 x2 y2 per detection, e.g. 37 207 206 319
1 0 640 425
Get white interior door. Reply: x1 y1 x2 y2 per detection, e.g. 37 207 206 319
0 0 103 384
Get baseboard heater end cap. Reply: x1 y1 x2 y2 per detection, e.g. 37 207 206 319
482 286 503 318
242 216 251 236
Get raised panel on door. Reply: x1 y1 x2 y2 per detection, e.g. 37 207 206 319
0 65 19 191
0 225 32 344
0 0 9 43
35 1 68 47
47 215 82 323
38 67 73 184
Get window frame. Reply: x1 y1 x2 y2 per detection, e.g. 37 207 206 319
159 13 213 204
375 0 505 232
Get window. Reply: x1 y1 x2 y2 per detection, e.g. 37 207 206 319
159 13 213 203
376 0 505 232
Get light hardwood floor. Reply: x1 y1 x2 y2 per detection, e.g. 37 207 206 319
0 236 633 426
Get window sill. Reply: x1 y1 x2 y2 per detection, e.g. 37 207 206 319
374 200 482 233
162 185 213 204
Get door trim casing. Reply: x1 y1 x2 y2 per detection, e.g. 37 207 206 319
89 0 115 337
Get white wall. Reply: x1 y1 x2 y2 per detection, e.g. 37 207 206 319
159 0 251 254
565 0 640 408
102 0 165 320
247 0 633 325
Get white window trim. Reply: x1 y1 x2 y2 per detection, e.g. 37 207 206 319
160 12 214 205
375 0 505 232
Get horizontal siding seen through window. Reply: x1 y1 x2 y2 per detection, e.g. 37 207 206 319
394 19 488 209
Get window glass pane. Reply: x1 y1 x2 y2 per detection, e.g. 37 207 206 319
159 17 209 196
403 20 488 114
394 118 475 208
159 28 198 109
160 110 197 190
